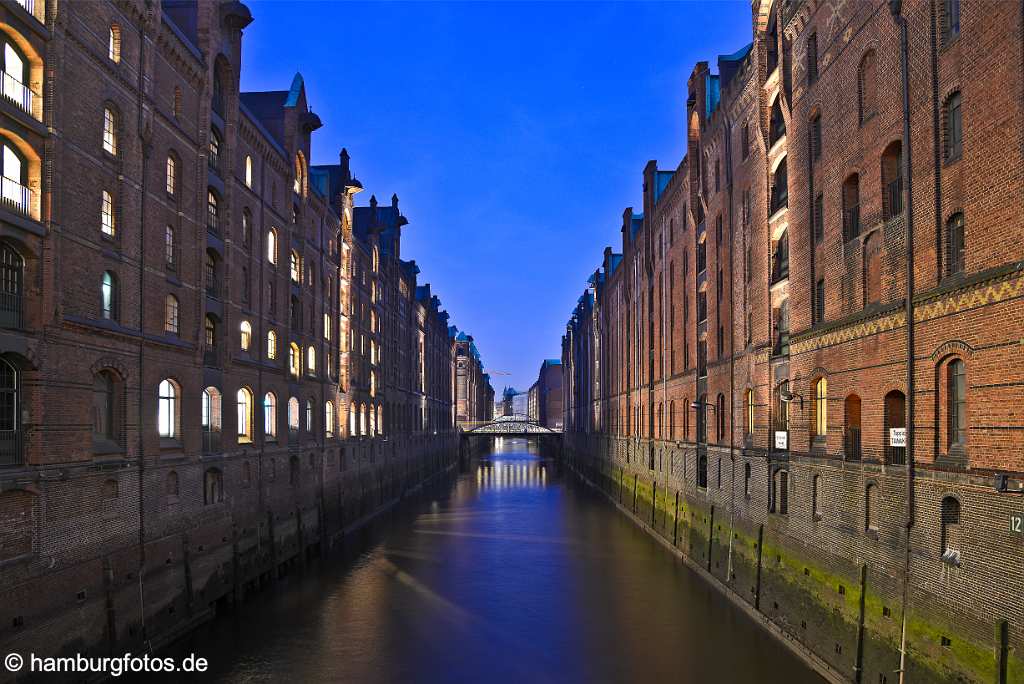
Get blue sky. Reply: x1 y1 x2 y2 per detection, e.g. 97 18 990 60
242 1 753 393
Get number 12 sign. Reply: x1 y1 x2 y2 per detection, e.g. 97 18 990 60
1012 513 1024 535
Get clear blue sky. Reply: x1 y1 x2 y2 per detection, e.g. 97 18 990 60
241 1 752 393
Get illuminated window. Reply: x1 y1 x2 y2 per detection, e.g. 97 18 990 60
287 396 299 432
306 346 315 374
267 229 277 265
290 250 301 283
240 320 252 351
745 389 754 436
157 379 178 438
103 107 117 155
236 388 253 443
947 359 966 447
101 271 117 320
245 155 253 188
267 329 277 359
325 401 335 437
101 190 115 236
305 399 313 432
814 378 828 437
108 25 121 63
164 294 179 334
289 342 300 378
165 225 175 268
166 155 176 196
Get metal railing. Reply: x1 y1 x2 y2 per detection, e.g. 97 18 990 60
0 429 23 466
844 428 862 460
0 290 22 328
1 177 31 216
2 72 34 115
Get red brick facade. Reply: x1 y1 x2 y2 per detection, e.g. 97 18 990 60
0 0 487 672
564 1 1024 681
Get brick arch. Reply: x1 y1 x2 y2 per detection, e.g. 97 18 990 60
930 339 974 362
90 356 130 381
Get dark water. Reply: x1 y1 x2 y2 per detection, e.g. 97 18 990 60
164 439 823 683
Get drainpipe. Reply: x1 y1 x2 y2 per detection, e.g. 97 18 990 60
723 110 737 582
889 3 916 683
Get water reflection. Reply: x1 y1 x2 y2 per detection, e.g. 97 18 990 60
158 439 823 684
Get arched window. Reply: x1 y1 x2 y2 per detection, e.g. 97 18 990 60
165 154 177 196
940 496 961 562
103 106 118 155
92 371 118 445
947 358 967 449
101 270 118 321
325 401 335 438
881 140 903 220
101 190 115 236
241 209 251 248
240 320 252 351
0 359 17 462
349 403 357 437
245 155 253 188
769 158 787 213
863 231 882 305
287 396 300 432
884 390 906 465
164 225 175 268
372 246 380 273
212 67 224 115
375 404 382 436
745 389 755 437
290 250 301 282
716 393 726 442
305 398 314 432
204 249 219 299
267 229 278 265
108 25 121 63
203 468 224 505
772 469 789 514
945 212 965 277
204 314 217 348
769 97 786 145
669 400 675 440
207 189 219 233
813 377 828 438
289 342 301 377
1 139 27 213
157 379 178 439
267 329 277 359
293 153 305 195
306 346 316 374
360 404 368 436
164 294 179 334
844 394 862 460
237 387 254 443
682 397 690 440
842 173 860 240
942 0 961 42
944 91 962 161
263 392 277 440
202 387 222 452
865 483 878 531
858 50 877 123
696 393 707 443
2 38 30 113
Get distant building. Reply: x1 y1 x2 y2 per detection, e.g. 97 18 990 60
528 359 563 430
452 329 493 428
499 386 528 417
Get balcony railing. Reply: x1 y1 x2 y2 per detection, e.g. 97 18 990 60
0 429 23 466
885 178 903 220
0 290 22 328
1 177 31 217
844 428 862 461
844 205 861 241
2 72 35 115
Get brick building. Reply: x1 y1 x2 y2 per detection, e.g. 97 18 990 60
528 358 563 430
453 329 492 428
0 0 480 671
563 1 1024 681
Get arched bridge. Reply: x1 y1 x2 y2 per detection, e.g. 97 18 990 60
460 415 562 436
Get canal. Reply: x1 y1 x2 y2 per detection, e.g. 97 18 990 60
163 438 824 683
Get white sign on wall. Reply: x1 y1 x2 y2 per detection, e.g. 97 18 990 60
890 428 907 448
774 431 788 450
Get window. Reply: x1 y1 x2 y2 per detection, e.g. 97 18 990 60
204 314 216 348
944 91 961 161
942 0 960 43
306 346 316 374
814 278 825 324
267 329 277 360
164 295 179 334
745 389 754 436
237 388 254 443
858 50 877 124
101 271 117 321
741 123 749 160
813 193 824 243
101 190 115 236
173 86 182 118
203 468 224 505
881 141 903 220
93 371 117 444
267 229 278 265
813 377 828 438
289 342 301 377
108 25 121 63
865 483 878 531
305 399 314 432
812 475 821 520
773 469 789 514
207 190 219 233
0 359 17 461
209 127 221 172
717 393 726 442
2 39 30 114
290 250 301 283
166 155 176 196
103 107 118 155
884 390 907 465
293 153 304 195
844 394 862 460
245 155 253 188
1 139 27 213
769 98 786 145
810 114 822 162
240 320 252 351
947 359 966 448
744 462 751 497
940 496 961 562
945 213 965 276
325 401 335 438
770 158 788 213
164 226 175 268
806 33 818 85
241 209 251 248
842 174 860 240
157 379 178 438
263 392 277 440
288 397 300 432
